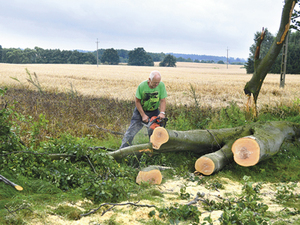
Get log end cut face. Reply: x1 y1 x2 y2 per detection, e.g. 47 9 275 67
195 157 215 175
136 169 162 185
231 137 260 167
150 127 169 150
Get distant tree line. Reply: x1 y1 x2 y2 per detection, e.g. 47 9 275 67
0 45 245 67
0 46 97 64
244 29 300 74
170 53 245 64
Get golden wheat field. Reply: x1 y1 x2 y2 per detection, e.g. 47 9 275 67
1 62 300 109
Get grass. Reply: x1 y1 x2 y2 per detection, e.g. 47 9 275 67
1 63 300 224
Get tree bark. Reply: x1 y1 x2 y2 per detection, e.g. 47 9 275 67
107 143 153 160
244 0 296 104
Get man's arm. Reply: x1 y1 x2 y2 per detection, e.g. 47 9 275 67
135 97 149 123
159 98 166 119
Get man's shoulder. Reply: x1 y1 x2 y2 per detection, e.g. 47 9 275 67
138 80 148 86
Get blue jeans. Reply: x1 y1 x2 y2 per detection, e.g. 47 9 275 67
120 108 160 149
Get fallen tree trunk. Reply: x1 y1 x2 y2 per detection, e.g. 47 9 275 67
195 121 300 174
107 125 248 160
44 121 300 176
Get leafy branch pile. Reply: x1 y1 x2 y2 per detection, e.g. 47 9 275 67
0 88 138 204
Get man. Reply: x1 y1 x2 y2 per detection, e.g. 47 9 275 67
120 70 167 149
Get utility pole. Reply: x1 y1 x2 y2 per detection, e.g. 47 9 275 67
227 47 229 69
280 34 288 88
96 38 99 67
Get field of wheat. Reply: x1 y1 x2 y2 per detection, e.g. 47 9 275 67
1 62 300 109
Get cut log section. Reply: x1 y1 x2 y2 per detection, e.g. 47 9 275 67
231 137 260 167
195 144 233 175
231 121 298 167
195 157 214 175
150 127 169 149
136 169 162 185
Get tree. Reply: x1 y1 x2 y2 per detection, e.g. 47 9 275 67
101 48 119 65
0 45 2 63
176 57 186 62
245 29 300 74
148 52 165 62
244 0 297 110
6 49 23 63
128 47 154 66
159 54 177 67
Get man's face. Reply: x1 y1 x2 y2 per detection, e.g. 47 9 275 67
148 75 161 89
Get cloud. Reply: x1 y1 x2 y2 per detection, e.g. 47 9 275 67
0 0 288 59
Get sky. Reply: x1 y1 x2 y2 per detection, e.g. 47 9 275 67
0 0 292 60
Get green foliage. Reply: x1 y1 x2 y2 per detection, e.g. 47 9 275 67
101 48 120 65
245 29 300 74
53 205 82 220
159 54 177 67
128 47 154 66
179 184 190 200
242 175 263 196
274 182 300 204
0 88 24 153
205 179 225 191
207 102 247 129
150 203 201 225
1 47 97 64
219 200 270 225
259 98 300 123
200 178 269 224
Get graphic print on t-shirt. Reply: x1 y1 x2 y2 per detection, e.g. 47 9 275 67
141 91 159 111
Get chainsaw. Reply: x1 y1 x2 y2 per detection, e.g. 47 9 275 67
142 116 168 130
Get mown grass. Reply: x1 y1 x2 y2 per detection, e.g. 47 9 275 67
1 86 300 224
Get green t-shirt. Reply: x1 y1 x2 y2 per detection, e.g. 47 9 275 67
136 80 167 111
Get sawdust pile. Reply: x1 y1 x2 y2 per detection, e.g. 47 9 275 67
30 176 300 225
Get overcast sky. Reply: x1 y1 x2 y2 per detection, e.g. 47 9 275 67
0 0 291 59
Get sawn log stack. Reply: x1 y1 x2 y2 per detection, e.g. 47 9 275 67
106 121 300 183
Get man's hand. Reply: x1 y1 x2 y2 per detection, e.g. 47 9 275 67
158 112 165 119
142 114 149 123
